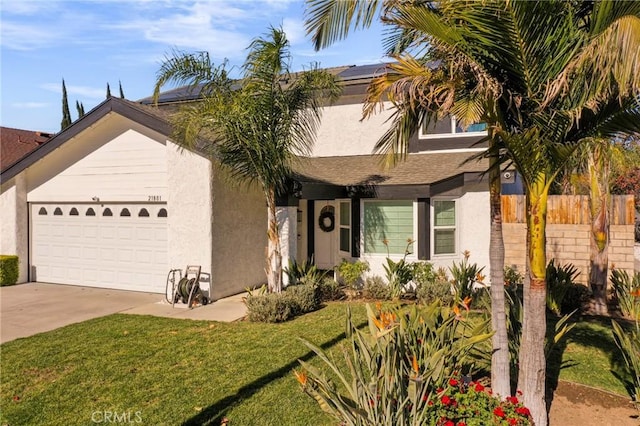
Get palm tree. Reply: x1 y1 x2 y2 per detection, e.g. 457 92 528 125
153 27 341 293
306 2 640 424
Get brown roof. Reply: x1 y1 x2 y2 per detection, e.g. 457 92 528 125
293 152 488 186
1 127 53 171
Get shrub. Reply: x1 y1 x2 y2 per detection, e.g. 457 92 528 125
0 255 19 286
244 293 294 323
416 280 454 306
611 269 640 320
561 282 592 315
362 275 391 300
336 259 369 289
316 277 343 301
284 258 326 286
285 283 320 315
411 261 438 286
546 260 580 316
296 302 492 425
425 375 533 425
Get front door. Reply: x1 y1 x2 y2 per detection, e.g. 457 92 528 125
314 201 336 269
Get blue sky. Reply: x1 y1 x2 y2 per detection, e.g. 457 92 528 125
1 0 387 133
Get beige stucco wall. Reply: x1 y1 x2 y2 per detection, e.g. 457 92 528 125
166 142 213 294
0 173 28 282
503 223 635 285
210 166 267 298
311 102 394 157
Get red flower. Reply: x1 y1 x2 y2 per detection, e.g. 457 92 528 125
457 423 466 426
517 390 523 396
444 421 455 426
516 407 531 417
494 407 506 418
474 383 485 392
12 395 20 401
428 400 434 406
449 378 459 386
507 396 519 404
441 395 452 405
508 418 518 425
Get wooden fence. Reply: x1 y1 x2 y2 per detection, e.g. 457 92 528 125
501 194 635 225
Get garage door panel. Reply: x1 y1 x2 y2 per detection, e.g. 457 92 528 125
31 204 167 293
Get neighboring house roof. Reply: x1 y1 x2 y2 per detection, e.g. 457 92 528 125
0 97 172 183
1 127 53 172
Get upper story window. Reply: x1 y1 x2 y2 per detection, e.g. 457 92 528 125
420 116 487 139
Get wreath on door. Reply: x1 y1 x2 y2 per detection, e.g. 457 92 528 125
318 210 335 232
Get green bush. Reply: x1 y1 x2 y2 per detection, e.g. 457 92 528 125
0 255 19 286
416 280 454 306
411 261 438 287
546 260 580 316
561 282 592 315
296 302 492 425
285 283 320 315
336 259 369 289
284 258 327 286
449 251 485 303
244 293 294 323
316 277 343 301
362 275 391 300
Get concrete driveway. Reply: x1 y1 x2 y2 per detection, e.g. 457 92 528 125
0 282 248 344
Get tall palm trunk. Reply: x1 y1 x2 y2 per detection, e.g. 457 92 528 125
518 174 549 426
489 160 511 397
588 146 610 314
266 188 283 293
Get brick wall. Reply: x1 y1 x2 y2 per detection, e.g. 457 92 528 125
503 223 635 285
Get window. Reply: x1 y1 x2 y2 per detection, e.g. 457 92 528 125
86 208 96 216
433 200 456 255
339 201 350 253
120 208 131 217
158 208 168 218
364 201 414 255
53 207 63 216
138 208 149 217
69 208 79 216
103 208 113 217
38 207 47 215
420 116 487 139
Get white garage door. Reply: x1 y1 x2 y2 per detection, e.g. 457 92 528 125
30 204 168 293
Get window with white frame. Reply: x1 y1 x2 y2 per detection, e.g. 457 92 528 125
420 116 487 139
433 200 456 255
339 201 351 253
363 200 414 255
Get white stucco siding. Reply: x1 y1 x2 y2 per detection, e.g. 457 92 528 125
311 102 394 157
0 174 28 282
166 142 214 296
211 168 267 298
27 114 167 203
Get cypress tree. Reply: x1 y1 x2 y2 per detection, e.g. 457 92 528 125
61 79 72 130
119 80 125 99
76 100 85 118
106 83 112 98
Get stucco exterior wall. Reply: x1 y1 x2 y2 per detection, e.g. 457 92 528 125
503 223 635 285
210 166 267 298
27 114 167 203
277 206 298 286
0 173 28 282
166 142 213 295
311 102 394 157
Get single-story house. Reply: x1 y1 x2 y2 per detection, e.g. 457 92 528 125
1 64 511 296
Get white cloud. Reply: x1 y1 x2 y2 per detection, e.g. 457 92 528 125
41 83 106 99
282 17 305 45
12 102 49 109
0 22 61 50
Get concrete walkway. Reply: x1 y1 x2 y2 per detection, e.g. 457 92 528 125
0 282 247 344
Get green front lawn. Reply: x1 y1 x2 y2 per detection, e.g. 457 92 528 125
0 303 631 426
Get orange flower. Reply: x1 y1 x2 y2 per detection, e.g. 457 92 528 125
462 297 473 311
411 355 419 376
631 288 640 297
294 370 307 386
462 250 471 259
475 272 485 283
